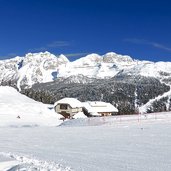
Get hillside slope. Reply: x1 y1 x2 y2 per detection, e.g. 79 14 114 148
0 86 62 127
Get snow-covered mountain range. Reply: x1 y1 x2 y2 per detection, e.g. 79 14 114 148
1 51 171 91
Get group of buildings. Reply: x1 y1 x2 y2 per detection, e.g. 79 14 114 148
54 98 118 119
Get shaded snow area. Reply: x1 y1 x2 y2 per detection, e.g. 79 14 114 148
0 86 62 127
1 114 171 171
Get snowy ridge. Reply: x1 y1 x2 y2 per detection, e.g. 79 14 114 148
0 152 72 171
103 52 134 64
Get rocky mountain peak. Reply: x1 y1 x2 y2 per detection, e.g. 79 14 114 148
58 54 70 63
103 52 134 64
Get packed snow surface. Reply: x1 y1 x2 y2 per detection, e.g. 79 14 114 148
1 112 171 170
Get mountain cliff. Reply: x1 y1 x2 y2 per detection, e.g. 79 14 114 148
1 51 171 88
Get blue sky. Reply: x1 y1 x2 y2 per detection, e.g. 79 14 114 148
0 0 171 61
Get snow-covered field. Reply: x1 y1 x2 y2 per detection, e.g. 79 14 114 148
1 86 171 171
1 118 171 171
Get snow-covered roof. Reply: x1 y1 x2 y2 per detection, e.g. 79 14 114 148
73 112 87 119
82 101 118 114
54 98 83 108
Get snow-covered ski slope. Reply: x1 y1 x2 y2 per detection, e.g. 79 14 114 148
1 116 171 171
139 85 171 113
0 86 62 127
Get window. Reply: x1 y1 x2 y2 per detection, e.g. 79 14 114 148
60 104 68 110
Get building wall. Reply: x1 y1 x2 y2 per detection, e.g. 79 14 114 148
55 104 82 118
55 104 72 114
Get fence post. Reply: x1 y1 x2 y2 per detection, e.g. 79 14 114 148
138 113 140 122
155 112 157 120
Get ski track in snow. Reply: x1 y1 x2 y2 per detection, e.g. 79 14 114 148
0 152 72 171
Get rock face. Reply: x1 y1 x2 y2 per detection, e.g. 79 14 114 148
1 51 171 114
0 52 69 90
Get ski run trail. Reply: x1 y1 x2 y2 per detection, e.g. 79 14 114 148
1 113 171 171
139 85 171 113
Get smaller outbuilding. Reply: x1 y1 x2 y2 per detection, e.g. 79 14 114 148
82 101 118 117
54 98 83 118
